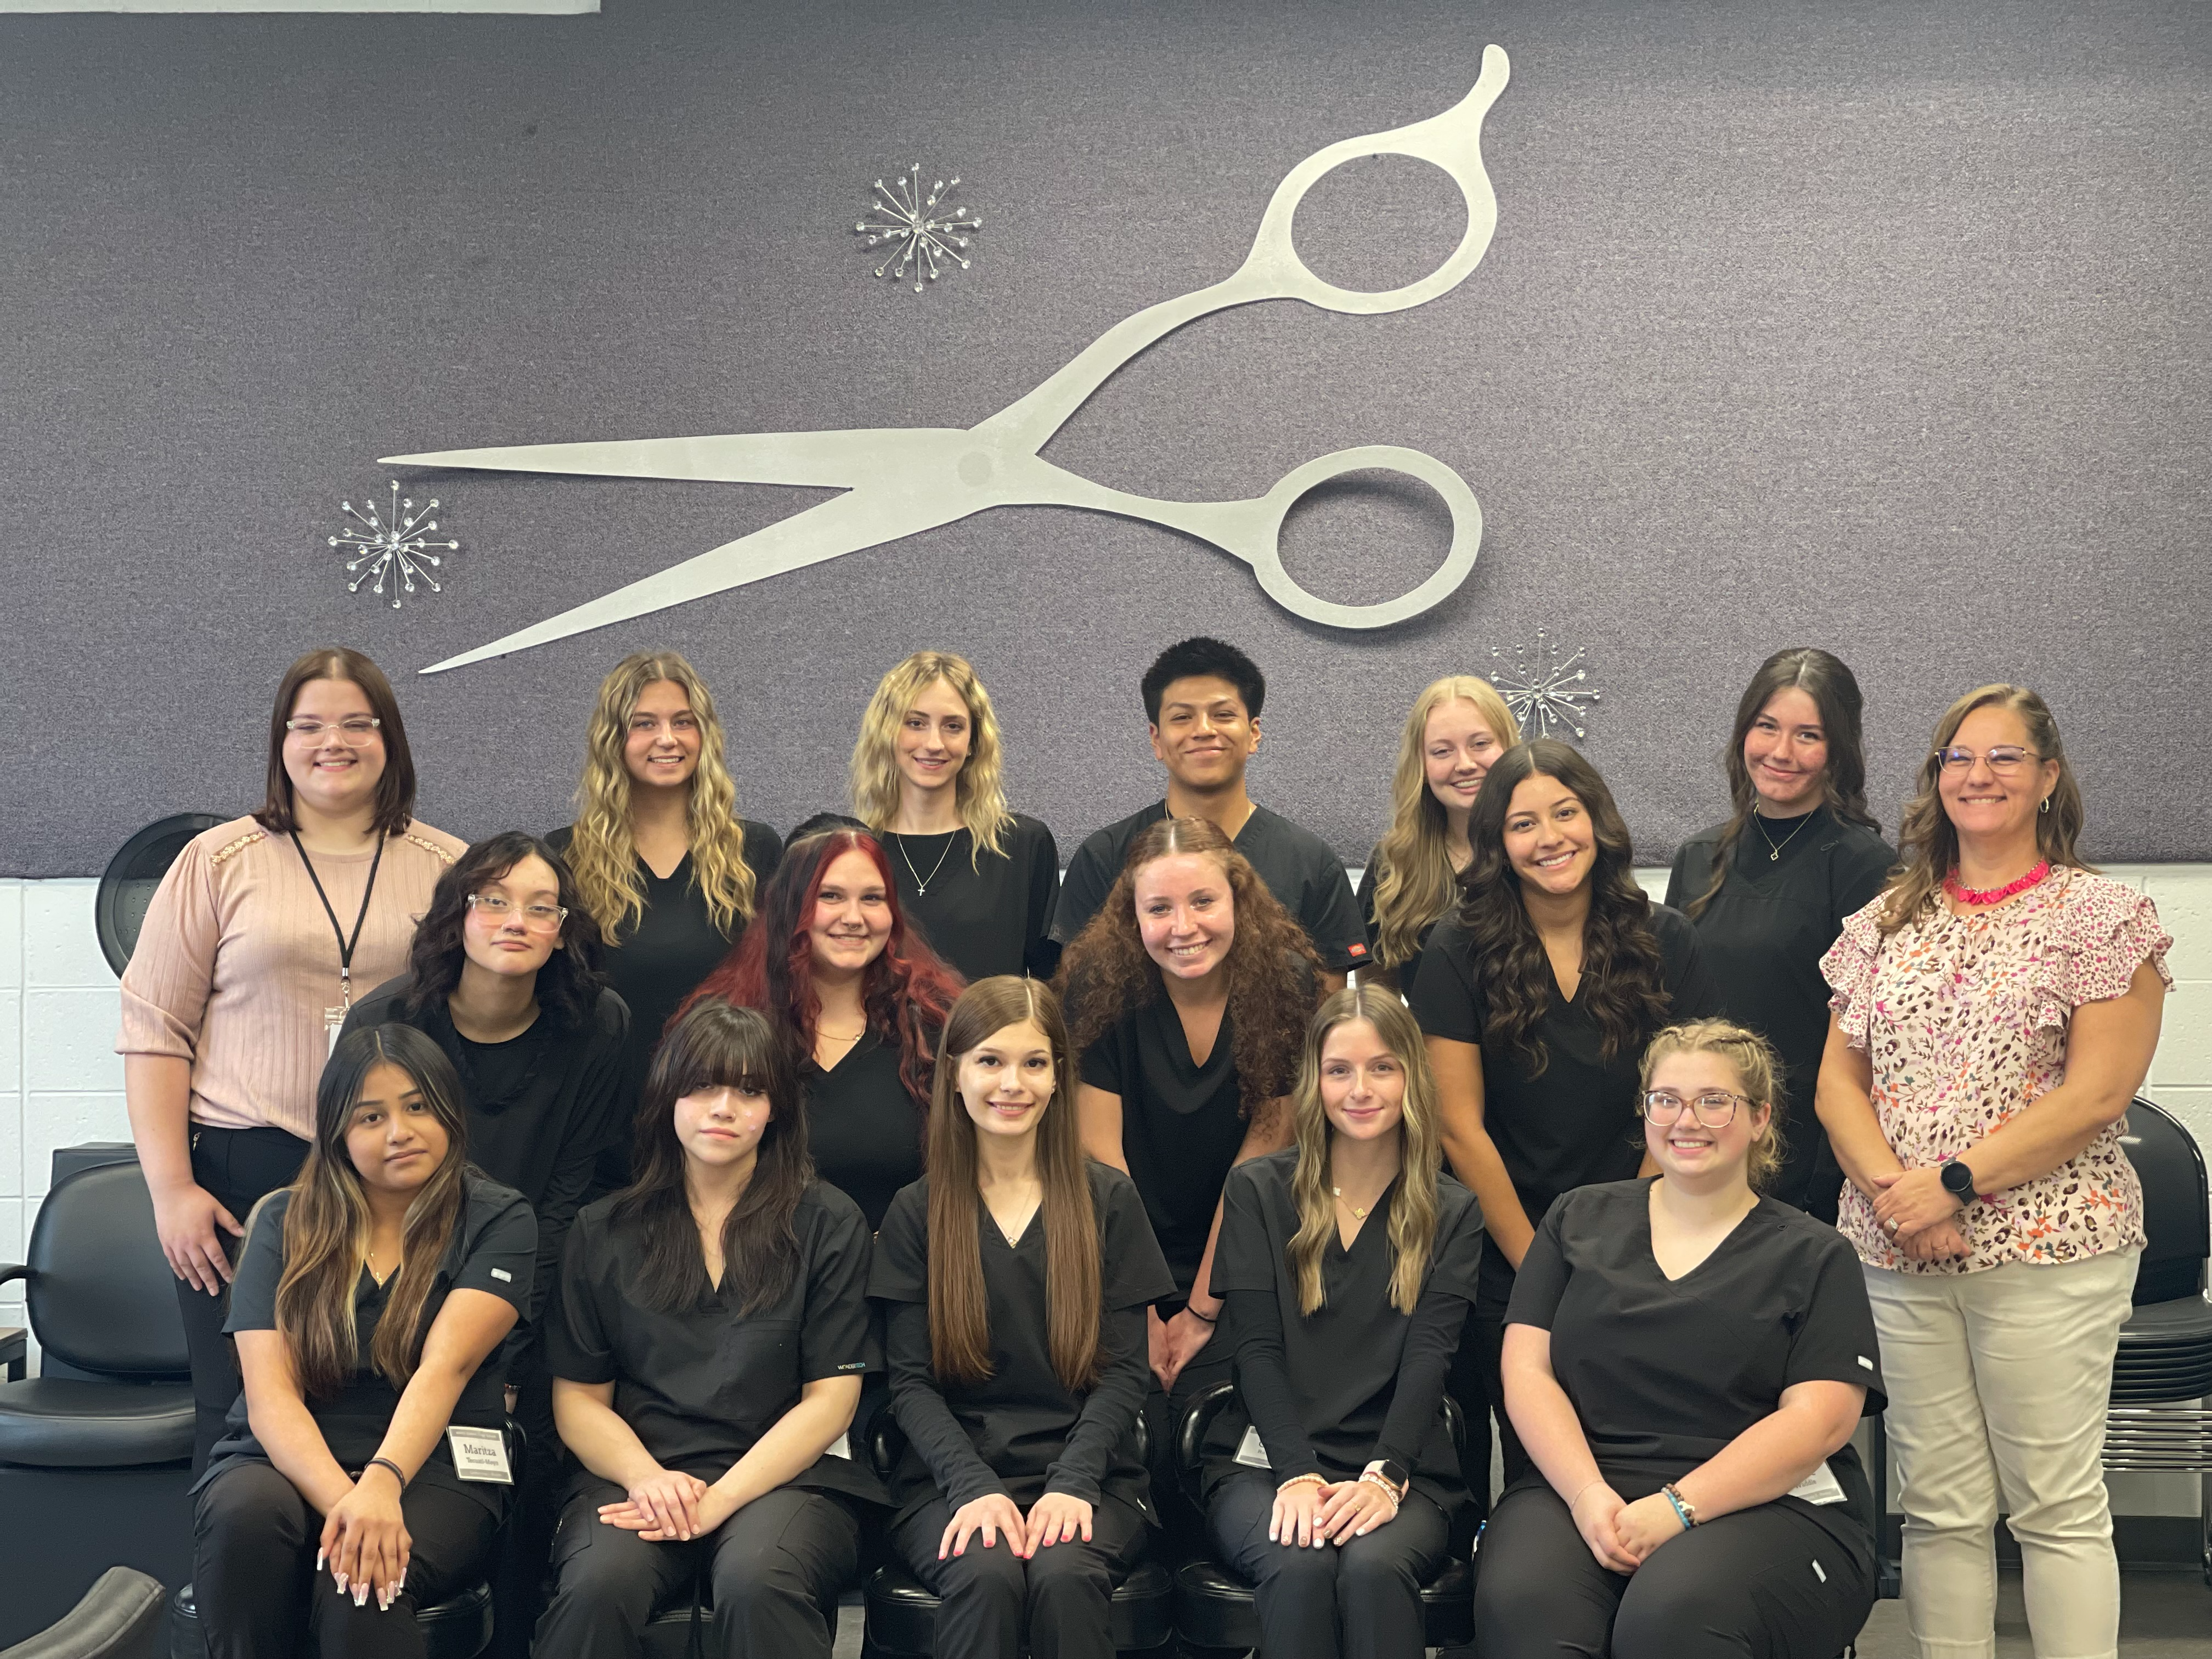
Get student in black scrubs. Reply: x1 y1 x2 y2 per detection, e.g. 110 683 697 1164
685 825 964 1228
339 831 629 1655
871 975 1174 1659
1204 987 1484 1659
1058 814 1322 1527
1476 1021 1881 1658
1409 740 1716 1500
536 1000 882 1658
850 650 1062 981
1664 647 1892 1223
193 1026 535 1659
550 650 782 1175
1354 674 1519 996
1052 637 1368 988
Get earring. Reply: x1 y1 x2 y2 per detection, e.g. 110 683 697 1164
2040 796 2052 815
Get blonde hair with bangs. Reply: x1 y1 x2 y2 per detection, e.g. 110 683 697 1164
567 652 761 942
1286 986 1446 1316
850 651 1012 867
1367 676 1520 984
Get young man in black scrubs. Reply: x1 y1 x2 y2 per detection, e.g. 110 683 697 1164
1051 637 1367 989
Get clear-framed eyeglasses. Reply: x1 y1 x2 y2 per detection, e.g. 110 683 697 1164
1935 745 2039 772
1640 1090 1752 1128
466 893 568 932
284 716 382 746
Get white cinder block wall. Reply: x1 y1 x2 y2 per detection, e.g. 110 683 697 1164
3 869 2207 1511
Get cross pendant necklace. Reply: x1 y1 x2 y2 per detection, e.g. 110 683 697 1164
896 831 957 896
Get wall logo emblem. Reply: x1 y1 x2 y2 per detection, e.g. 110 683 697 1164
387 46 1511 674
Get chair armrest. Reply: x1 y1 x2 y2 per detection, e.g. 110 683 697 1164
0 1263 26 1291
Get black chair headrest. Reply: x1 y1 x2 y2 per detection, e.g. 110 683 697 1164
95 814 227 978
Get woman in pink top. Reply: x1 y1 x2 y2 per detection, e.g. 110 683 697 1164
1815 684 2170 1659
120 647 465 1469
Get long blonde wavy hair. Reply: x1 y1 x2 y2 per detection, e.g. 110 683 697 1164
1286 986 1444 1316
566 652 761 942
1878 684 2089 936
849 651 1012 868
1366 676 1520 983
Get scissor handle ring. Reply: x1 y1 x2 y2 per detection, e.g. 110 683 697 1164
1238 46 1510 318
1244 446 1481 630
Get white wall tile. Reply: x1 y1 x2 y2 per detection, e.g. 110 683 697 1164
24 1093 130 1199
0 883 21 991
0 1094 19 1201
23 880 111 989
22 989 123 1093
0 991 18 1108
2140 866 2212 983
2149 981 2212 1094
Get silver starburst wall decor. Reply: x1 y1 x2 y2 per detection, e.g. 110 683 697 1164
329 482 458 608
856 165 982 292
1492 630 1601 740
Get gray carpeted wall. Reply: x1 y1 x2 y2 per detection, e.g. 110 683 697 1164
3 0 2205 876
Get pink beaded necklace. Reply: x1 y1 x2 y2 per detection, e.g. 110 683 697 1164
1942 859 2052 907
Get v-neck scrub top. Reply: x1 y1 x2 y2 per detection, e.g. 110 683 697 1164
805 1027 928 1232
1408 903 1718 1230
1077 994 1249 1297
204 1175 537 1521
546 820 783 1095
1507 1180 1884 1549
1666 806 1893 1218
545 1180 885 1509
1206 1149 1485 1513
868 1163 1175 1528
883 814 1060 982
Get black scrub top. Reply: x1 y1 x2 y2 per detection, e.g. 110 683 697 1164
1408 902 1718 1237
204 1175 537 1521
1352 843 1452 995
884 814 1059 983
545 1180 884 1508
805 1027 928 1232
868 1163 1175 1527
1205 1149 1485 1513
343 978 631 1318
1508 1179 1884 1550
1666 807 1893 1221
545 821 783 1119
1051 802 1370 974
1076 993 1249 1298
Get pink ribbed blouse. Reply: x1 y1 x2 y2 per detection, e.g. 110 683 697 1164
116 814 465 1139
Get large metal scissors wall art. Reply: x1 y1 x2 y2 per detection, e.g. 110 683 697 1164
394 45 1511 674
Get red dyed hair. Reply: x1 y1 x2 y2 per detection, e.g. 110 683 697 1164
685 827 964 1108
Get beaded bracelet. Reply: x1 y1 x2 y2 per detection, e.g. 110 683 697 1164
1276 1472 1328 1496
1356 1471 1403 1515
1661 1483 1696 1532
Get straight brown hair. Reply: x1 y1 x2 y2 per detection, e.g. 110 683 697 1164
925 977 1103 1392
255 647 418 836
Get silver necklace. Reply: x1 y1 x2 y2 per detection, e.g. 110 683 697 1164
894 829 958 896
1752 811 1815 863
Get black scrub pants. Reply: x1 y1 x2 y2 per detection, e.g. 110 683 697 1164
535 1480 860 1659
193 1460 499 1659
1142 1336 1233 1556
889 1493 1149 1659
487 1352 557 1659
1472 1480 1876 1659
179 1125 310 1471
1207 1468 1449 1659
1468 1248 1531 1494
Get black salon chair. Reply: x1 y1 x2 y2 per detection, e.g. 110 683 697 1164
0 1164 196 1650
1169 1379 1474 1654
861 1412 1175 1655
0 1566 168 1659
95 814 227 978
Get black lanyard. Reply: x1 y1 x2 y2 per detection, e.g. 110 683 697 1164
290 829 386 1008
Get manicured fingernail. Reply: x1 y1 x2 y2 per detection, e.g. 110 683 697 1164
335 1575 348 1595
316 1549 325 1571
354 1585 368 1607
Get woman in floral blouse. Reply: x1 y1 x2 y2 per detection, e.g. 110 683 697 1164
1815 684 2169 1659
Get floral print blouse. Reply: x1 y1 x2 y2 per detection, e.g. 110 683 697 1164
1820 868 2172 1275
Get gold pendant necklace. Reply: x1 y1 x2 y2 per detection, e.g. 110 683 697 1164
1332 1186 1372 1221
1753 810 1815 863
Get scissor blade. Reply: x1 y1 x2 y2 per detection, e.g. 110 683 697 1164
420 488 973 674
380 428 962 490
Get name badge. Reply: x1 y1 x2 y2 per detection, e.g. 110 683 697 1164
826 1432 851 1461
1233 1425 1270 1470
1787 1459 1847 1506
445 1425 513 1485
325 1007 347 1056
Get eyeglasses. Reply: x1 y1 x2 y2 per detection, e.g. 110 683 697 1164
466 893 567 931
1936 746 2039 772
285 716 382 746
1640 1090 1752 1127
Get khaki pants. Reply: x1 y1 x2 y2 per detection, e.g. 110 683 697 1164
1865 1250 2137 1659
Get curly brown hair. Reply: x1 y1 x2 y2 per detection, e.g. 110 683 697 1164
1056 816 1321 1116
